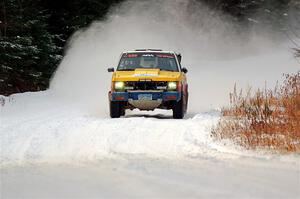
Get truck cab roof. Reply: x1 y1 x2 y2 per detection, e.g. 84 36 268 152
121 49 182 65
122 49 178 54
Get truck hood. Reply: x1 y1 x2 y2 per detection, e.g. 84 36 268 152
112 69 181 82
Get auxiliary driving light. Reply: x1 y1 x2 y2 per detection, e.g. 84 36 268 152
167 82 177 90
114 81 125 91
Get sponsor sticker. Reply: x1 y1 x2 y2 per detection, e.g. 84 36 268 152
134 74 158 77
142 54 155 57
157 54 175 58
126 54 138 58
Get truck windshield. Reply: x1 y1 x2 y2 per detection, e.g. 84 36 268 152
117 53 179 71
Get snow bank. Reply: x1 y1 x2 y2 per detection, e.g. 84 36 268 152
1 92 221 166
2 92 300 167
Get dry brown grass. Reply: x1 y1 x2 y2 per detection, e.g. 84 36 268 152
212 71 300 153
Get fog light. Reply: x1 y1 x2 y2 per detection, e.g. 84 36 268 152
167 82 177 90
114 81 125 91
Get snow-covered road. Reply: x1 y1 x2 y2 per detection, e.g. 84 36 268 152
1 92 299 198
2 158 299 199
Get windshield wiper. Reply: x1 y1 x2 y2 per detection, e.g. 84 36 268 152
160 69 176 72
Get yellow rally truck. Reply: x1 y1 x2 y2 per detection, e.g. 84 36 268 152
107 49 188 119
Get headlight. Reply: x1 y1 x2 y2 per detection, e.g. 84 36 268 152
114 81 125 91
167 82 177 90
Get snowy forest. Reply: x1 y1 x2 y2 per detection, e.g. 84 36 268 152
0 0 299 95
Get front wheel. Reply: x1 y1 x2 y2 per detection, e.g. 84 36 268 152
110 101 121 118
172 99 184 119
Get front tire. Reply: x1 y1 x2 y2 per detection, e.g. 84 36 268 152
173 99 184 119
110 101 121 118
184 92 188 114
120 106 126 116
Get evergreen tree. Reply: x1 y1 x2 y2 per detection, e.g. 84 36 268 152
0 0 62 94
0 0 124 95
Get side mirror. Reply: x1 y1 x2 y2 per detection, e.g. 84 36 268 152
182 67 188 73
177 53 182 64
107 67 114 72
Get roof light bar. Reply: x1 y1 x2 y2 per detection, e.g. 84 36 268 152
135 49 163 51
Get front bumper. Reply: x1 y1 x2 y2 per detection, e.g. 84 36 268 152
109 91 181 102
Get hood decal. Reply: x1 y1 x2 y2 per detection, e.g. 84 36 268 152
134 73 158 77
